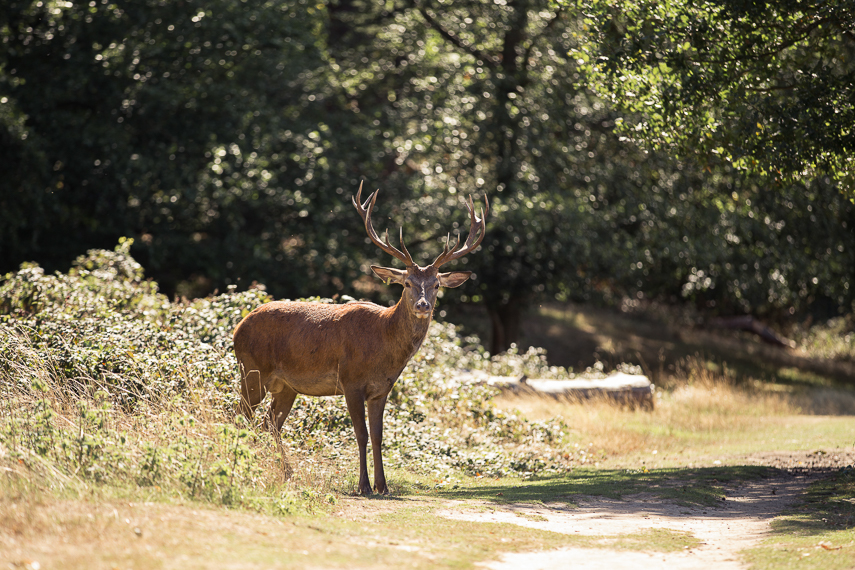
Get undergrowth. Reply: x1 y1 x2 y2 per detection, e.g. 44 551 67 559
791 316 855 362
0 239 589 511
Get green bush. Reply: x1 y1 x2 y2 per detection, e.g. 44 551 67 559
1 241 581 509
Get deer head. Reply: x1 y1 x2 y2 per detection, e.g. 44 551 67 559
353 182 489 319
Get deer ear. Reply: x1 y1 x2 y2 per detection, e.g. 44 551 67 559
438 271 472 288
371 265 407 285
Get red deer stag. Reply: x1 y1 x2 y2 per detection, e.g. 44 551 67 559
233 183 488 494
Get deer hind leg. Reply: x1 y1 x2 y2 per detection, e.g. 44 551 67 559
367 395 389 495
237 358 267 420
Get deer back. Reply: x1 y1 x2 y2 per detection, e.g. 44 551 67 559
233 300 429 397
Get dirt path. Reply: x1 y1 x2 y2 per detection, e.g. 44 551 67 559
439 451 854 569
442 474 805 569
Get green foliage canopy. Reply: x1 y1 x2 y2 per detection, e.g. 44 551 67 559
0 0 373 297
330 0 854 351
571 0 855 191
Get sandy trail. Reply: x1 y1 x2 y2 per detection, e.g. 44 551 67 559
440 468 815 569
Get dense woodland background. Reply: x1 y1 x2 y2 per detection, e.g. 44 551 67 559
1 0 853 354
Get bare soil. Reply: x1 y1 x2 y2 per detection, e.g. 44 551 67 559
439 450 854 569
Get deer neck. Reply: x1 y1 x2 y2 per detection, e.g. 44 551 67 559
386 297 432 362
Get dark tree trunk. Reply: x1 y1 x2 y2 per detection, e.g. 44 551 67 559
494 0 528 194
486 296 524 355
326 0 358 45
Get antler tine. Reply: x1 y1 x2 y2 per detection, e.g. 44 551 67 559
399 227 413 263
431 194 489 269
435 232 461 261
352 183 414 266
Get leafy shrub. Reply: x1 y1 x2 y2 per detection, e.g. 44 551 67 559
1 241 581 507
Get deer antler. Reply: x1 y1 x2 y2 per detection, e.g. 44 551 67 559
431 194 489 269
352 182 415 266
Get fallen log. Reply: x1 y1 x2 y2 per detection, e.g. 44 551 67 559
456 371 655 409
706 315 796 348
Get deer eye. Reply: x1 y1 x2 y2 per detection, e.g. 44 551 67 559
404 282 411 288
434 284 440 290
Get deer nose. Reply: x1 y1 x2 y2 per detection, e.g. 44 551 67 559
414 298 431 314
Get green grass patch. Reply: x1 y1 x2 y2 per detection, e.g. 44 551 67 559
506 302 855 388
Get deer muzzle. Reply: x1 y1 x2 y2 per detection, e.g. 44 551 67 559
414 298 431 318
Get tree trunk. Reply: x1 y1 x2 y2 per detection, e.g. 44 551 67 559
486 296 524 355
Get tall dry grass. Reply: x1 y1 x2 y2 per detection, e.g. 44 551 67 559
494 356 855 463
0 331 345 513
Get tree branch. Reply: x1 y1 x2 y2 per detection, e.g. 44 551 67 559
413 1 501 68
692 17 834 65
743 83 799 92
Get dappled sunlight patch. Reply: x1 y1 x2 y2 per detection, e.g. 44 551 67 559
791 317 855 363
743 467 855 570
440 468 811 570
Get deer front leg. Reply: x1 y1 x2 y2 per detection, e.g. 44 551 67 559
344 390 371 495
264 387 298 478
367 395 389 495
266 386 298 433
